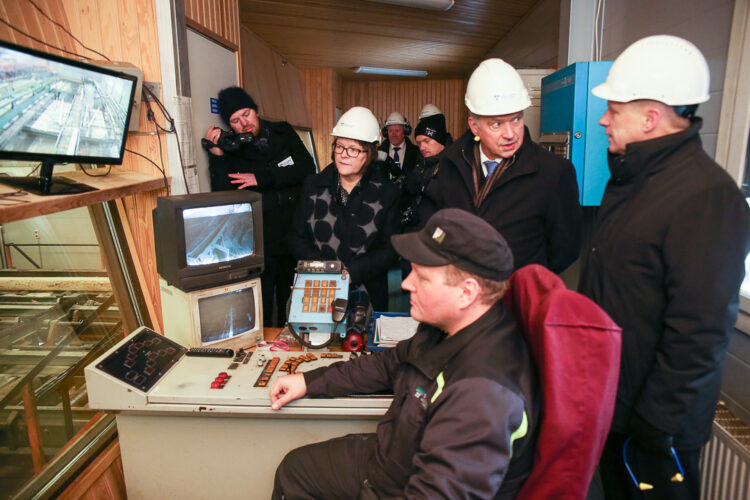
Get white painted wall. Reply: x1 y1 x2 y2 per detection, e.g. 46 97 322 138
186 29 238 194
600 0 735 158
485 0 560 68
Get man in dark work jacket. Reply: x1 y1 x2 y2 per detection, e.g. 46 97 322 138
270 209 538 499
579 35 750 500
433 59 582 274
205 87 315 326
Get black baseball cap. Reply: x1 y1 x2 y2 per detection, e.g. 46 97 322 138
391 208 514 281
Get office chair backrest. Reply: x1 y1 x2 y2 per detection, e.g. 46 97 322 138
503 264 622 500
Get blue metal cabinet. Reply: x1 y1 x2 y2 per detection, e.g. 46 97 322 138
540 61 612 206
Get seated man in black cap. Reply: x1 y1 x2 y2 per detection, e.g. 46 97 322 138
270 208 539 499
204 86 316 327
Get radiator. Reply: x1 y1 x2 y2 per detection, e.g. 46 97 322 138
701 404 750 500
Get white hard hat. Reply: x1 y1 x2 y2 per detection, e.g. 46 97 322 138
384 111 408 127
592 35 710 105
465 58 531 116
331 106 381 144
419 104 443 120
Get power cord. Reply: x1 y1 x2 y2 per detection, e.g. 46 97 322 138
142 86 191 194
78 164 112 177
125 148 170 194
27 0 110 61
0 18 86 60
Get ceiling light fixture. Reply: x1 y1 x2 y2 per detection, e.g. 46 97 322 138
354 66 428 77
364 0 454 11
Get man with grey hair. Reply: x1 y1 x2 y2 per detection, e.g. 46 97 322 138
432 58 582 274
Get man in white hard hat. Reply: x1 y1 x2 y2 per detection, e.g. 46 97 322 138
433 58 582 274
578 35 750 500
378 111 419 181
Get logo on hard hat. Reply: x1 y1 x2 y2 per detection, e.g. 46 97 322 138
493 92 519 102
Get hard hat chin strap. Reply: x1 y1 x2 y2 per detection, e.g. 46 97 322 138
673 104 698 119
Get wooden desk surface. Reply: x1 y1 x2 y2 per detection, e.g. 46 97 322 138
0 167 166 223
264 327 283 341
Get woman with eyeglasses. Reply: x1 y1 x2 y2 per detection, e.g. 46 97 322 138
290 106 401 311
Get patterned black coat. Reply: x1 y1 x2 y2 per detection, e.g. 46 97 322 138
290 162 401 310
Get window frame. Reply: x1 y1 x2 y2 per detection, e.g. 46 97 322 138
716 0 750 331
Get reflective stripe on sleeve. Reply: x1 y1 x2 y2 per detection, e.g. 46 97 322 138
430 371 445 403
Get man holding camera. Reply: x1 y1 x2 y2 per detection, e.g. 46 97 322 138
205 86 316 326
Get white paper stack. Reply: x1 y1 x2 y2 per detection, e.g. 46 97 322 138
373 315 420 347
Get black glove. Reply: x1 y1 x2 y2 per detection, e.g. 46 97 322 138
628 412 674 455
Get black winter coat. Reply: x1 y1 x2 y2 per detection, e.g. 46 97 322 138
304 302 539 499
433 128 582 273
208 119 315 256
289 163 400 310
378 137 419 182
579 119 750 449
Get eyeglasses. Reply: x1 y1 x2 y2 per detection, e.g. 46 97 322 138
334 144 366 158
229 109 253 127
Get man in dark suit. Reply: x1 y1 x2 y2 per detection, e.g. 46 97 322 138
378 111 418 183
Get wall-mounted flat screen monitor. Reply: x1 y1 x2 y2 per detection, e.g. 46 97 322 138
0 40 137 195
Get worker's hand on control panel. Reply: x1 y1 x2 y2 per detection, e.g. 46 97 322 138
270 373 307 410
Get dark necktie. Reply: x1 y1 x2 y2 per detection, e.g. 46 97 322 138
393 147 401 165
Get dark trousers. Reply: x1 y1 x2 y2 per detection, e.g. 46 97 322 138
599 432 701 500
272 433 379 500
261 254 295 327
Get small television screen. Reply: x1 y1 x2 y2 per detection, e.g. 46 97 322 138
197 286 258 344
154 191 264 291
0 40 137 195
184 203 255 266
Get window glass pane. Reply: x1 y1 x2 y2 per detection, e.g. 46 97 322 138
0 207 128 498
742 135 750 298
294 127 319 172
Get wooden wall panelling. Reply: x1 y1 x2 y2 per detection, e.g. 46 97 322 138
57 439 126 500
240 26 263 111
241 26 285 122
0 0 169 330
301 67 338 169
272 51 311 128
341 79 468 141
184 0 239 50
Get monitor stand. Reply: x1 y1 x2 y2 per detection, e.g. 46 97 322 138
0 161 97 196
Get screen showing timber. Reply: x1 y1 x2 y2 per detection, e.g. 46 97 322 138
183 203 255 266
0 45 134 160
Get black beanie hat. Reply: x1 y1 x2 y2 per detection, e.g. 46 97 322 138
218 86 258 126
414 114 448 146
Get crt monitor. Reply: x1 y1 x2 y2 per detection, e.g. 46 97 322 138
160 277 263 350
0 40 137 195
153 190 264 291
